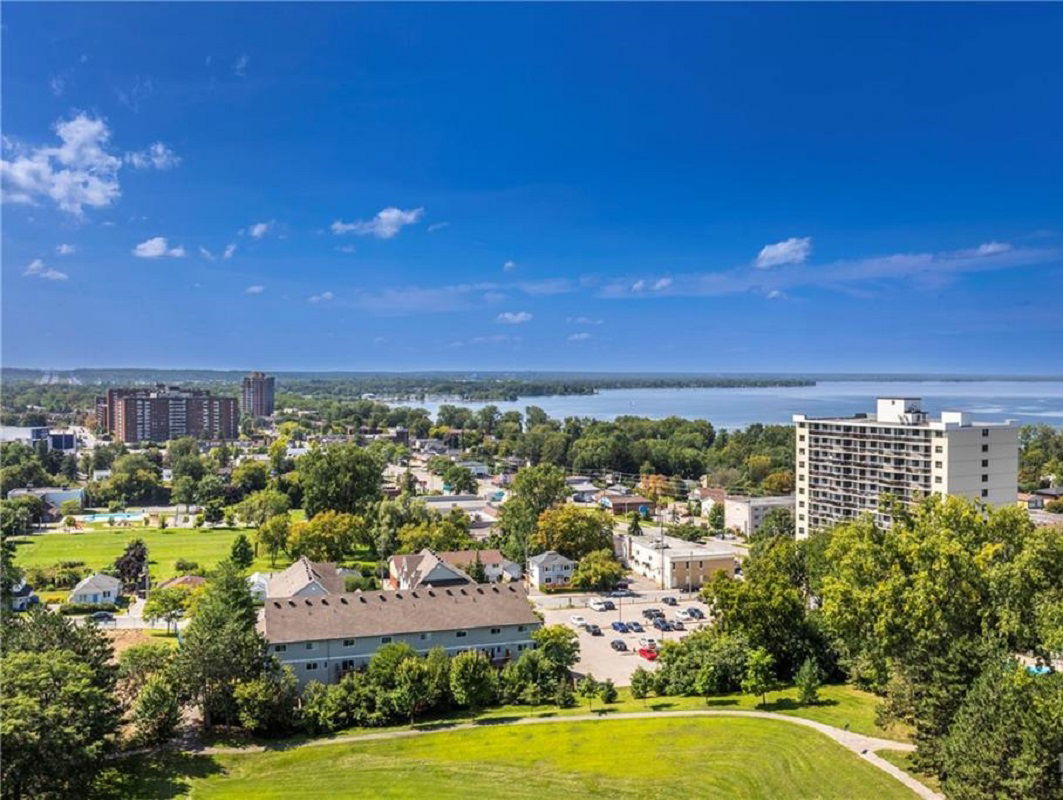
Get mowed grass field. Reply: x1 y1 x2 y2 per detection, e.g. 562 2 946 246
9 527 290 581
121 717 919 799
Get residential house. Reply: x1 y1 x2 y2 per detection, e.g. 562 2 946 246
1018 492 1045 510
566 476 600 503
7 487 86 520
527 550 576 589
457 461 490 477
266 557 347 599
1033 487 1063 503
439 549 521 583
9 579 38 611
158 575 207 591
597 491 652 516
689 486 726 514
261 584 541 686
724 495 795 536
388 550 474 590
70 573 122 605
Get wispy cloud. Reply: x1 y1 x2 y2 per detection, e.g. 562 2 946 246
124 142 180 170
50 76 66 97
335 244 356 254
308 291 334 304
518 278 574 296
503 260 517 272
247 220 274 239
223 243 237 259
199 246 216 261
496 311 533 324
755 236 812 268
233 54 249 78
482 291 507 304
245 284 264 295
567 332 592 342
56 243 75 256
331 207 423 238
23 258 68 281
601 241 1060 300
652 277 673 291
569 316 603 325
427 221 450 232
133 236 185 258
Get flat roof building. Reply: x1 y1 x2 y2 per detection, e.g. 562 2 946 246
724 494 794 537
793 397 1018 538
241 372 276 418
97 385 238 442
616 532 737 591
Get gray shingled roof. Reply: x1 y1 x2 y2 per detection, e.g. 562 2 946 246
267 557 345 598
261 583 539 644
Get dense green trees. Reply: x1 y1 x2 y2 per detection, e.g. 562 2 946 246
298 444 384 518
531 505 614 561
570 548 625 590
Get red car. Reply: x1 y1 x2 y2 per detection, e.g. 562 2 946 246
638 647 658 661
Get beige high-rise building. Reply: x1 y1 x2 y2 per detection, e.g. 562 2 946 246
792 397 1018 539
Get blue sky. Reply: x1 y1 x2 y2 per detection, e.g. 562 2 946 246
3 3 1061 373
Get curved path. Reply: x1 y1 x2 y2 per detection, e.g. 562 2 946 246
198 709 941 799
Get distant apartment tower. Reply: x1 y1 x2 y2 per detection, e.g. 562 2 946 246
98 385 239 442
792 397 1018 539
241 371 276 417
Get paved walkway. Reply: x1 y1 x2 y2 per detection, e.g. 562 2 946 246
197 709 941 799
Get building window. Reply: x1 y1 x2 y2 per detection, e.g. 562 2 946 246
517 625 527 632
456 631 467 638
981 489 989 498
341 659 355 670
981 459 989 468
935 476 942 484
343 639 355 647
982 474 988 482
274 644 287 653
490 628 501 635
381 636 392 644
934 461 942 468
306 662 318 671
982 444 989 453
935 446 943 453
305 642 315 650
982 428 989 437
419 633 431 641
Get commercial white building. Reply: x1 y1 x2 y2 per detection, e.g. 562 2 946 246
615 533 737 590
793 397 1019 539
724 495 795 536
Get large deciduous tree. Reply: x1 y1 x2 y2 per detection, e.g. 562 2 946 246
531 505 613 561
299 444 384 518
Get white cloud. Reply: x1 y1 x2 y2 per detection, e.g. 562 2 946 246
653 277 673 291
331 207 424 238
974 241 1012 256
631 279 646 292
50 76 66 97
248 220 273 239
335 244 357 254
308 291 335 303
245 284 264 295
427 221 450 232
567 332 592 342
482 291 507 304
569 316 603 325
133 236 185 258
755 236 812 268
519 278 573 296
496 311 533 324
56 243 75 255
767 290 784 300
124 142 181 170
503 260 517 272
1 114 122 214
233 54 249 77
24 258 68 281
223 243 237 259
199 246 216 261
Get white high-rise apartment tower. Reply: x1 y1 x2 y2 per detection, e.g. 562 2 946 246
792 397 1018 539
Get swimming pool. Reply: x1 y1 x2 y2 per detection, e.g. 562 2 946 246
83 512 145 522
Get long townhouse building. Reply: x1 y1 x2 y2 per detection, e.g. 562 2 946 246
793 397 1018 538
261 583 541 686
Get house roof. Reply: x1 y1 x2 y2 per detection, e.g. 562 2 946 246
71 573 122 594
267 557 345 598
1034 487 1063 498
158 575 206 590
261 583 540 644
528 550 574 568
390 549 473 589
437 549 510 568
598 492 651 506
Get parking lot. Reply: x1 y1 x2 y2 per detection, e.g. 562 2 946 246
540 595 712 685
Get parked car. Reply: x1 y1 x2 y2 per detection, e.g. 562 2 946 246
589 600 609 612
638 647 658 661
601 600 616 611
587 624 603 636
610 639 628 652
638 637 659 651
89 611 115 623
662 596 678 606
642 608 663 620
675 609 694 622
611 620 629 633
652 617 672 632
570 615 587 628
627 621 644 633
609 588 637 598
686 607 705 620
671 619 685 630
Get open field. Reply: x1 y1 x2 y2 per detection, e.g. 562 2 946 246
9 527 291 582
879 750 943 795
118 716 920 799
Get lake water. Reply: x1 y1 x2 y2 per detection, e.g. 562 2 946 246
410 380 1063 430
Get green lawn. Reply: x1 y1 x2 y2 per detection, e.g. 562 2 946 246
879 749 942 794
10 527 292 582
118 717 919 799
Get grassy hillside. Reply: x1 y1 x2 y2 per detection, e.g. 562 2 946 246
118 717 919 799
